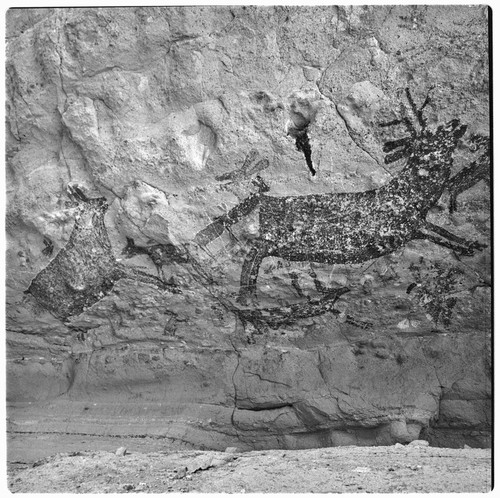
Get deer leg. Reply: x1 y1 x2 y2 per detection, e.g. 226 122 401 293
447 161 490 213
156 264 167 283
424 222 486 251
418 232 474 255
449 193 459 214
308 266 327 293
417 224 485 256
288 269 305 298
237 240 268 306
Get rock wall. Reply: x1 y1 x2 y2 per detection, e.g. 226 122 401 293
6 6 491 450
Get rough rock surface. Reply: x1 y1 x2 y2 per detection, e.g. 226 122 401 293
6 6 491 453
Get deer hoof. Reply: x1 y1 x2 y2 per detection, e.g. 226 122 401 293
462 241 487 255
472 241 487 251
236 294 249 307
236 292 258 308
460 246 475 256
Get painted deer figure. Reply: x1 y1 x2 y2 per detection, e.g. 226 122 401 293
26 184 180 320
233 88 486 305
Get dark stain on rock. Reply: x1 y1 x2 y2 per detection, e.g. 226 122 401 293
294 128 316 176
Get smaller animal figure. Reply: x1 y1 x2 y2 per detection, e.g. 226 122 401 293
121 237 188 283
236 285 372 337
236 287 350 338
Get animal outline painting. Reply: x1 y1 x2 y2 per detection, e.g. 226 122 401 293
234 89 487 304
26 88 488 328
25 185 180 321
195 88 488 306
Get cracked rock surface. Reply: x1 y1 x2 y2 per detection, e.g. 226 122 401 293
6 5 491 456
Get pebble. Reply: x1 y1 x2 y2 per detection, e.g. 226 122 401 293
225 447 241 453
115 447 127 456
409 440 430 447
353 466 371 473
409 465 423 471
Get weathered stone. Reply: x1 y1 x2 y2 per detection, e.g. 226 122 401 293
6 5 491 452
115 447 127 457
408 440 430 447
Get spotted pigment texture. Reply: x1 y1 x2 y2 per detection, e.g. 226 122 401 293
236 89 487 304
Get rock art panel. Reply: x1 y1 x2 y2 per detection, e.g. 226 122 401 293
6 5 491 451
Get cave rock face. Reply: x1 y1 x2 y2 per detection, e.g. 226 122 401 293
6 6 491 450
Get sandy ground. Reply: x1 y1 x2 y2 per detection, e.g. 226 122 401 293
6 434 492 494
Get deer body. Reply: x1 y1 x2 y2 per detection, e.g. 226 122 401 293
236 105 484 304
257 177 437 265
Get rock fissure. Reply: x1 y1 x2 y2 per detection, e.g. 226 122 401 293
235 403 295 412
241 371 292 388
228 334 242 432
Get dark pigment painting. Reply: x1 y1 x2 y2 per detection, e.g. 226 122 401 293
6 5 491 493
